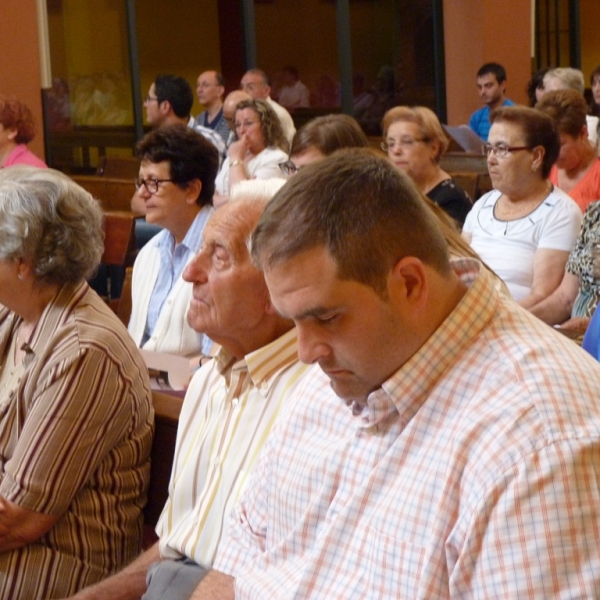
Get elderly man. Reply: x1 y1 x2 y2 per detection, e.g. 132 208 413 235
65 179 309 600
192 150 600 599
468 62 514 141
194 70 229 143
241 68 295 145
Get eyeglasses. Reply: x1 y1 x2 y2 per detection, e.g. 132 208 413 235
134 177 173 194
145 94 159 103
235 120 260 130
482 143 532 158
381 136 429 151
241 82 263 92
279 160 301 176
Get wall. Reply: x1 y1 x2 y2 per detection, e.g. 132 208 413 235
443 0 531 125
0 0 44 159
580 0 600 83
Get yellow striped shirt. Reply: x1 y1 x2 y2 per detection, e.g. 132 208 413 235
157 327 309 568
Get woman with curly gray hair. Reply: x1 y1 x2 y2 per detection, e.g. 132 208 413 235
214 98 288 206
0 166 153 598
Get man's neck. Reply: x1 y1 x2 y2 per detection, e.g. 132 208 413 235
487 96 505 111
206 100 223 120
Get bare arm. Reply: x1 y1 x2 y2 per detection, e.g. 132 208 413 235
0 496 58 552
519 248 570 310
461 231 472 244
189 570 234 600
527 270 580 325
59 542 160 600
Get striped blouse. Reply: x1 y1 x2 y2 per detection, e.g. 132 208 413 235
0 282 153 599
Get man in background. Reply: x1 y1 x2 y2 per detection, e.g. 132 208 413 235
241 68 295 146
194 70 230 143
468 62 514 141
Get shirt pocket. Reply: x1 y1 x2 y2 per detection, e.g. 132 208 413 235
357 525 426 599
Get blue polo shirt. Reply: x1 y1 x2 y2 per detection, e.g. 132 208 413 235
468 98 515 141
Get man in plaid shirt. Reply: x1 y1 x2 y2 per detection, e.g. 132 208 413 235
192 149 600 599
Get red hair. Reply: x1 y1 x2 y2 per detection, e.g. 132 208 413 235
0 95 36 144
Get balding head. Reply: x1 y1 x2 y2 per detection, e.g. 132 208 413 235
223 90 252 131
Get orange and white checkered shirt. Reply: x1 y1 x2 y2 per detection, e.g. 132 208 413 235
216 258 600 599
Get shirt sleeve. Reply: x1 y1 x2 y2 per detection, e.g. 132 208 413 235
451 440 600 598
0 347 135 516
537 197 582 251
566 201 600 276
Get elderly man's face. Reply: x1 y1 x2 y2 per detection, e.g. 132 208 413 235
241 73 270 100
183 206 270 352
264 245 418 406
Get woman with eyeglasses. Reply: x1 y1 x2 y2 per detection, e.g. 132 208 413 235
281 113 507 293
129 124 219 358
462 106 582 307
382 106 472 227
213 99 288 207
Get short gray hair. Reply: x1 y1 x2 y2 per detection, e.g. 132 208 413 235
0 166 104 285
543 68 585 95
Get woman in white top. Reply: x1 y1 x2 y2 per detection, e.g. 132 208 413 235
463 106 582 306
214 99 288 206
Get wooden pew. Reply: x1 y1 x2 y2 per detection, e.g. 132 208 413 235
143 390 184 547
71 175 136 212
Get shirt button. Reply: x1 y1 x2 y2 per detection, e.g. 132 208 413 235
260 381 268 390
365 425 378 435
151 335 157 341
213 457 220 467
232 398 239 407
167 299 172 305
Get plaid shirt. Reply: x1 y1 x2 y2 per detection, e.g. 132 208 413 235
216 258 600 599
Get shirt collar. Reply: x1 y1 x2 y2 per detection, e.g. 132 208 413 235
215 327 298 394
357 259 498 428
155 204 214 255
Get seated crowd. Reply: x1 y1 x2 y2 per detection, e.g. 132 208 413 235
2 62 600 599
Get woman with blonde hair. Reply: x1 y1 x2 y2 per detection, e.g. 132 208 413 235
382 105 472 226
214 99 288 206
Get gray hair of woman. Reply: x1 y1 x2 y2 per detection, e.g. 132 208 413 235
234 98 288 152
0 166 104 285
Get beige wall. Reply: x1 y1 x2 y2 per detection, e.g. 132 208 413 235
444 0 532 125
0 0 44 159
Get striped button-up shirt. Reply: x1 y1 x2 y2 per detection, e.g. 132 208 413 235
0 282 153 599
156 327 309 568
216 258 600 599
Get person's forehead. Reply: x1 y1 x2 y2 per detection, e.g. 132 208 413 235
139 159 170 176
199 71 217 84
489 121 522 141
477 73 498 84
236 107 258 119
242 74 264 85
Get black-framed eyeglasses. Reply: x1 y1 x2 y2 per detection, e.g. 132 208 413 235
482 143 532 158
134 177 173 194
279 160 301 176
